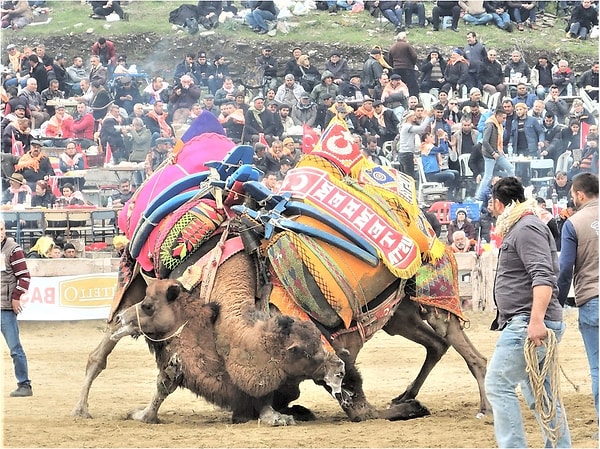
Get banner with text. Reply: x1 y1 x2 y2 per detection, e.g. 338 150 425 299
18 273 117 321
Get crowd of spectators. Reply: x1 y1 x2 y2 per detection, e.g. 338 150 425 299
0 1 598 213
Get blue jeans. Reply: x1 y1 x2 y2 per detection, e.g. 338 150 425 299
475 155 514 201
245 9 276 31
569 22 589 39
491 11 511 27
382 7 403 27
1 310 30 387
485 315 571 448
463 12 493 25
404 2 425 26
579 297 599 418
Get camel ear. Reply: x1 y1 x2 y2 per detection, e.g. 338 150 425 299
276 315 294 337
166 283 181 303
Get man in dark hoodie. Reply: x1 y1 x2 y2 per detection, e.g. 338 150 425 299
419 48 446 93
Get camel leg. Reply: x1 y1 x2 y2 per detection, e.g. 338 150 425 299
72 328 119 418
443 312 490 417
128 367 179 424
383 299 450 405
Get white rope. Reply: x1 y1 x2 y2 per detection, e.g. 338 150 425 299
134 302 188 343
524 329 565 448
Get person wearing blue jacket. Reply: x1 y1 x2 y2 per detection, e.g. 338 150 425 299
420 129 459 199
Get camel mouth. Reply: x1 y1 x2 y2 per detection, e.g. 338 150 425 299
110 323 141 341
322 358 345 400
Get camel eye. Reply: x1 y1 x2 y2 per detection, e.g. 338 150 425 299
141 302 154 315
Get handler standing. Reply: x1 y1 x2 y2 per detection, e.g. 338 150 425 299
558 172 599 421
484 177 571 448
0 219 33 397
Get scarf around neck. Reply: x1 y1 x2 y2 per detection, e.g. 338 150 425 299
495 199 537 237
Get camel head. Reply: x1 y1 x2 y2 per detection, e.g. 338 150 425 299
111 279 216 341
275 317 346 400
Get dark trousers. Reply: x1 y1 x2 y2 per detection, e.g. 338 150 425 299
398 152 416 180
393 68 419 98
432 5 461 29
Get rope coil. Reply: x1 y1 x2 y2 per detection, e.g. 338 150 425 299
524 329 566 448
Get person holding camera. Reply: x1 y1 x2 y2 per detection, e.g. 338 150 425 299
168 75 201 126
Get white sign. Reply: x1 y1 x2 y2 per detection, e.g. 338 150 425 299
18 273 117 321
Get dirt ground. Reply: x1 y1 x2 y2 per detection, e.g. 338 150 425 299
2 309 597 448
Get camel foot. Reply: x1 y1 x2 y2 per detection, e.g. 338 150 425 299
127 406 159 424
390 390 412 406
277 404 317 421
71 404 92 419
258 406 296 426
381 399 431 421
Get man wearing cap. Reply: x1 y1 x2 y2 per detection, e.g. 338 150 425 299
1 117 31 158
0 103 27 135
310 71 339 105
145 137 173 175
242 95 277 144
530 53 555 100
14 140 54 189
315 95 334 129
2 173 32 205
388 32 419 97
201 95 220 117
195 52 213 89
441 48 468 95
324 51 350 85
283 47 302 81
114 76 141 116
256 45 279 90
291 93 318 128
340 73 369 103
381 73 409 121
275 74 305 106
362 48 385 93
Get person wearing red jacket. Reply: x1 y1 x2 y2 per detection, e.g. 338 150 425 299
72 101 95 148
91 37 117 71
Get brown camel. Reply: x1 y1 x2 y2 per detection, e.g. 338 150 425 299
110 277 346 425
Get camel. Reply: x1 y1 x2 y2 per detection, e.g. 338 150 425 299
110 275 346 425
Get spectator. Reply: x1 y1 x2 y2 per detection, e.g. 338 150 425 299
89 55 108 87
74 79 93 105
1 101 27 136
552 59 575 97
504 50 531 85
194 52 213 90
461 1 494 25
90 1 126 20
314 95 334 129
168 75 201 125
56 182 85 207
577 62 599 102
2 173 31 205
45 105 74 144
275 74 305 106
1 0 32 29
540 113 566 162
174 53 199 85
511 102 545 160
546 170 572 203
463 31 487 90
126 116 152 183
568 98 596 126
397 106 430 179
447 207 476 242
89 80 112 122
0 219 33 397
40 79 64 117
362 48 386 93
311 71 339 105
145 137 173 176
449 230 476 252
218 102 245 143
511 82 536 108
114 76 143 115
113 54 130 75
142 76 170 106
293 55 321 94
256 44 279 90
432 0 462 32
291 93 318 127
214 77 238 106
353 97 378 137
242 95 277 143
378 1 405 32
529 53 555 99
419 48 447 94
110 179 133 208
479 50 506 97
372 72 389 102
507 0 537 30
196 0 221 29
26 54 48 93
245 0 278 34
66 56 88 95
51 54 68 94
372 99 400 145
58 141 84 175
340 73 370 103
324 50 350 85
63 243 77 259
100 104 128 164
566 0 598 40
283 46 302 81
441 48 469 95
484 0 513 31
403 0 426 27
14 140 54 190
388 32 419 97
420 130 460 199
208 53 228 95
31 179 55 208
2 117 31 156
71 102 95 148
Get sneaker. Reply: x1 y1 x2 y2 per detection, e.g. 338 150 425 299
10 384 32 397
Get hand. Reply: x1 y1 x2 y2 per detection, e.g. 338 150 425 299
476 174 482 184
527 321 548 347
12 299 22 314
